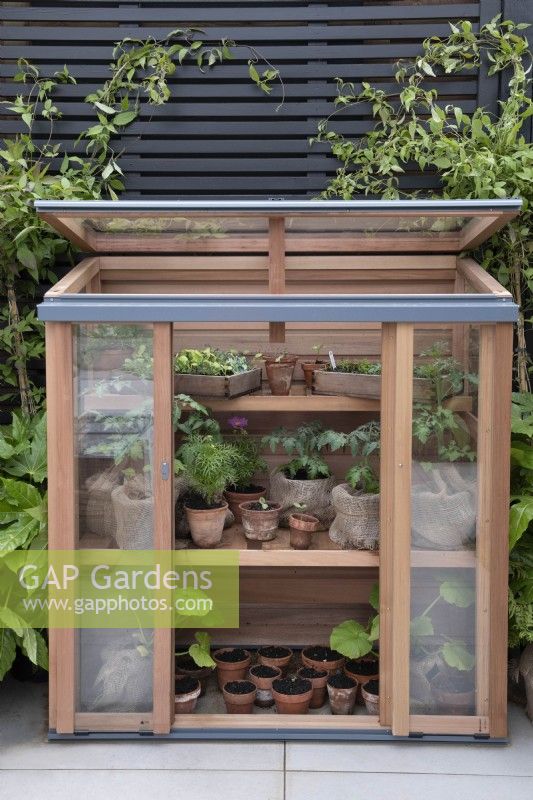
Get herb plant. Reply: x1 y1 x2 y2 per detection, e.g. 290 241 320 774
343 421 381 495
328 359 381 375
226 416 266 490
262 421 346 480
177 434 238 506
175 348 250 376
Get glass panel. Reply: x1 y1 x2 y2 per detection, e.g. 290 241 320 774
410 326 479 716
86 215 269 237
75 323 154 713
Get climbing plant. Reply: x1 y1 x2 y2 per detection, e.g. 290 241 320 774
313 16 533 391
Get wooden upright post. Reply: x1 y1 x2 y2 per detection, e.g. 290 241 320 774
477 323 513 737
268 216 286 343
380 323 413 735
152 323 175 734
46 322 76 734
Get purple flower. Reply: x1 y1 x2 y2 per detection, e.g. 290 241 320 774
228 415 248 430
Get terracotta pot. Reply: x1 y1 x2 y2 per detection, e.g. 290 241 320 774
361 681 380 715
432 687 475 715
185 501 227 548
90 346 133 371
272 678 313 714
327 678 358 715
301 360 327 390
222 680 256 714
265 362 296 395
297 667 328 709
263 355 298 366
213 648 252 690
288 513 319 550
239 501 281 541
174 679 201 714
175 655 213 697
257 646 293 676
301 646 345 676
224 486 266 524
344 657 379 705
249 665 282 708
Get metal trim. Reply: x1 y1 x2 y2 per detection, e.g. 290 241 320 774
48 728 508 744
35 198 522 214
38 293 518 323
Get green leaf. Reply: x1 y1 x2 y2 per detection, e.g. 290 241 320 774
330 619 372 659
0 629 17 680
410 615 434 637
511 441 533 470
369 582 379 612
439 578 475 608
188 641 215 668
442 642 475 671
0 608 26 637
510 497 533 549
113 111 137 126
94 101 116 115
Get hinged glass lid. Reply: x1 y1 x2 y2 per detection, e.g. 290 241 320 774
35 199 521 253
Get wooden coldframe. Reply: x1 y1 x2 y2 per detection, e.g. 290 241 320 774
39 200 518 741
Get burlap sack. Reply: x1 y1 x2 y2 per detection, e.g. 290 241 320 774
329 483 380 550
269 470 336 529
411 462 477 550
85 468 121 539
111 474 153 549
88 644 153 712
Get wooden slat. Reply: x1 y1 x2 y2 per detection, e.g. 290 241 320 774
172 713 383 730
476 324 513 737
75 713 152 732
380 323 413 736
460 213 518 250
268 216 286 343
45 257 100 296
457 258 512 297
152 323 174 735
409 715 489 735
40 213 96 252
45 322 76 734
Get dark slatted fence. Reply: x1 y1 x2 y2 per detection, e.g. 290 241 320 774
2 0 530 198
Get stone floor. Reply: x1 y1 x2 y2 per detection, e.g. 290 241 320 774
0 677 531 799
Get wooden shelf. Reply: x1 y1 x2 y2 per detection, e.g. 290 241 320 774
202 391 380 413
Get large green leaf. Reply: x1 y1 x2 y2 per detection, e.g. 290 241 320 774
0 478 42 512
0 629 16 680
410 615 434 637
442 642 475 671
511 441 533 470
0 515 41 554
3 432 47 483
33 630 49 670
510 497 533 550
0 608 26 637
369 582 379 612
330 619 372 659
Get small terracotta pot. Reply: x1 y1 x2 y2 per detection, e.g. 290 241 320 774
300 360 327 390
185 501 227 548
432 687 475 715
263 355 298 366
174 679 201 714
344 657 379 705
224 486 266 524
361 682 380 715
257 646 293 676
249 665 282 708
272 678 313 714
222 680 256 714
327 678 358 715
240 501 281 541
175 655 213 697
297 667 328 709
213 648 252 690
301 646 345 676
265 362 296 395
288 513 319 550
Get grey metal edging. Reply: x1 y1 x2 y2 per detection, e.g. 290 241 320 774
34 198 522 214
37 293 518 323
47 728 508 744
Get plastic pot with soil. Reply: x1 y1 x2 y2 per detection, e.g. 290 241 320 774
344 656 379 704
213 648 252 690
184 494 228 548
224 484 266 524
327 673 358 715
249 664 282 708
301 645 345 676
297 667 328 709
272 676 313 714
257 646 293 675
264 355 298 396
288 512 319 550
175 653 213 697
239 499 281 542
174 676 201 714
222 680 257 714
361 679 380 715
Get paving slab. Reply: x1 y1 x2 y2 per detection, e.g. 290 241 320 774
286 704 533 777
